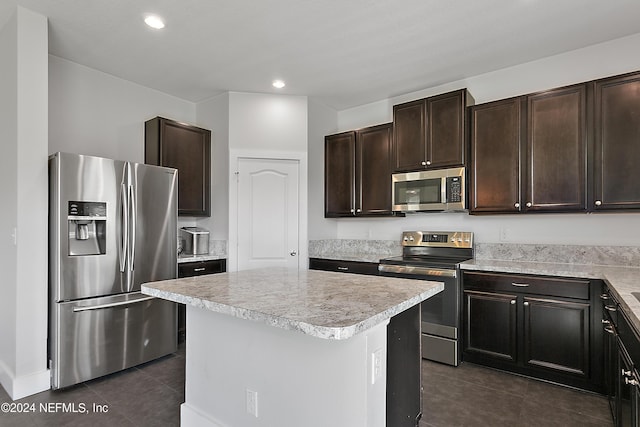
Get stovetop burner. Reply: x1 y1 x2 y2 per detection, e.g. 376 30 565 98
379 231 474 270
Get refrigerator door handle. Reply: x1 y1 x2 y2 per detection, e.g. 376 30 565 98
128 184 136 273
119 182 128 272
72 296 156 312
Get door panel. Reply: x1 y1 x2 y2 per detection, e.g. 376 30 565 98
464 290 517 362
526 85 587 211
357 123 393 215
324 132 355 216
51 292 176 389
51 153 126 301
130 163 178 290
523 297 590 376
237 158 299 271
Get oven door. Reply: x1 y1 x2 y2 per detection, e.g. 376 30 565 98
379 264 461 365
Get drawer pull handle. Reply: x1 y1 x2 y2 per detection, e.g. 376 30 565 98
625 376 639 386
193 267 206 272
512 282 530 287
337 267 349 271
605 305 617 312
602 319 611 325
604 325 615 335
600 293 610 300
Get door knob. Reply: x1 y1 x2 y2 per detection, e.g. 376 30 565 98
290 251 297 256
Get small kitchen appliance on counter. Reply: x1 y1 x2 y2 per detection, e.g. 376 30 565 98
379 231 474 366
180 227 210 255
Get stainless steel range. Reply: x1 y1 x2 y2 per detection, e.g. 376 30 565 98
379 231 474 366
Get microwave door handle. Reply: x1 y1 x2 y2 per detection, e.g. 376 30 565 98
441 177 447 205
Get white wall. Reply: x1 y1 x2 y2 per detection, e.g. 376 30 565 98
320 32 640 246
0 6 50 400
48 55 196 162
195 93 230 241
307 98 339 240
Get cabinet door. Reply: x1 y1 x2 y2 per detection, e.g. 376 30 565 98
145 117 211 217
393 99 427 171
525 84 588 212
523 296 590 377
427 89 467 169
469 97 524 213
463 290 517 363
356 123 393 215
324 131 356 217
593 72 640 210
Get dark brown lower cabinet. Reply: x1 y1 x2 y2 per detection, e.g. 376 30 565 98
177 259 226 342
463 271 603 392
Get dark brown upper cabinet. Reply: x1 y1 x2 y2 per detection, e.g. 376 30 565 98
469 84 588 214
145 117 211 217
325 123 393 217
525 84 588 213
592 71 640 210
469 97 525 213
393 89 472 172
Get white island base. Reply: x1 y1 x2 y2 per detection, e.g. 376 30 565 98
181 305 390 427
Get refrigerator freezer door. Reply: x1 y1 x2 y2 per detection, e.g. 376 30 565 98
50 292 177 389
49 153 127 301
129 162 178 291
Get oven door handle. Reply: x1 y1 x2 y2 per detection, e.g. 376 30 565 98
378 264 457 278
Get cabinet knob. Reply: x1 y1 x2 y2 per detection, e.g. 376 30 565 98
623 369 633 377
356 208 362 213
514 203 520 208
421 161 427 166
625 376 639 386
604 325 615 335
426 160 431 166
510 300 516 305
526 202 532 208
595 200 602 206
350 209 355 213
523 301 529 307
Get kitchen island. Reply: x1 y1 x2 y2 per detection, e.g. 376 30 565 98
142 267 443 427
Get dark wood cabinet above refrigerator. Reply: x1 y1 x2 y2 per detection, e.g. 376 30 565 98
145 116 211 217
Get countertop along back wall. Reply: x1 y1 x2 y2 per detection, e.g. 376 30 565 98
308 32 640 247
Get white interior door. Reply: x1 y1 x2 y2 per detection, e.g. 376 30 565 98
237 158 299 271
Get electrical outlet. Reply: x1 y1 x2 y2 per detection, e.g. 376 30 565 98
371 349 383 384
246 389 258 417
499 226 510 242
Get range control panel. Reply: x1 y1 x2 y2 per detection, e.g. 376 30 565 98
401 231 473 248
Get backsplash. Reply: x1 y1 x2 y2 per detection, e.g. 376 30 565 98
475 243 640 267
308 239 401 262
309 239 640 267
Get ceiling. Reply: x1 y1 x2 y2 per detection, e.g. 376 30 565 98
2 0 640 110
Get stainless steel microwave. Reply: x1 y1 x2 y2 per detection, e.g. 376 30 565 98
392 167 466 212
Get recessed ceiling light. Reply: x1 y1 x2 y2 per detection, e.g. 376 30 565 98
272 80 286 89
144 15 165 30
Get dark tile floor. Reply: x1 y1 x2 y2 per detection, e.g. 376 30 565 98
0 344 185 427
420 360 614 427
1 347 613 427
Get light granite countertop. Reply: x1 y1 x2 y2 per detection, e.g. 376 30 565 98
177 253 224 263
142 267 443 340
461 259 640 334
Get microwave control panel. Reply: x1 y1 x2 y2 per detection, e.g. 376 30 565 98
447 177 462 203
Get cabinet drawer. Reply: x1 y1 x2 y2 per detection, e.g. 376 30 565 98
309 258 379 276
178 259 226 278
463 271 590 300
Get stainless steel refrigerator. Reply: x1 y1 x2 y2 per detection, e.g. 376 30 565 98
49 152 178 389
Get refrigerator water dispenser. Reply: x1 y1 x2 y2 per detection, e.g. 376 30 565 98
68 201 107 256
